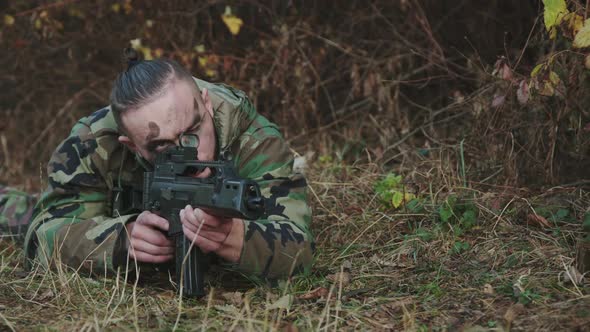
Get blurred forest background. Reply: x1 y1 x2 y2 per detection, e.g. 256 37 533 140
1 0 589 190
1 0 590 331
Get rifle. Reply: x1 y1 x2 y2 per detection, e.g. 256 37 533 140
115 143 265 297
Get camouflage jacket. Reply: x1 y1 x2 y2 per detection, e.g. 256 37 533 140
24 79 314 279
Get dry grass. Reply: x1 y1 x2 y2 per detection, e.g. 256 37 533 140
1 152 588 331
1 1 589 330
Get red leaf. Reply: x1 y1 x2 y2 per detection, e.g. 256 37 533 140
298 287 329 300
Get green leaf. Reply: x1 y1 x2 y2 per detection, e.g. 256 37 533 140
439 202 454 223
461 209 477 228
452 241 470 254
374 173 403 203
555 208 569 219
574 19 590 48
406 199 424 213
543 0 568 31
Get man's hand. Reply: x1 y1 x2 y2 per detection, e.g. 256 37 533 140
126 211 174 263
180 205 232 253
180 205 244 262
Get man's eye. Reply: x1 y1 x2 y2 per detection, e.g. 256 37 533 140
153 142 173 152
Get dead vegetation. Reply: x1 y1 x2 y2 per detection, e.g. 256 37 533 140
1 0 589 330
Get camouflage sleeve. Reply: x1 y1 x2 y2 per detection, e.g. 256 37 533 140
233 123 314 279
23 119 133 274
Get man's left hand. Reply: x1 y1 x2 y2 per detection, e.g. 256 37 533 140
180 205 233 254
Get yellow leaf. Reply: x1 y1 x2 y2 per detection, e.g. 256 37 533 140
391 191 404 209
4 15 15 26
141 47 153 60
404 192 416 202
111 3 121 13
391 191 416 209
539 80 555 96
198 56 208 67
542 0 568 31
574 19 590 48
221 14 243 35
549 27 557 40
205 69 217 77
531 63 544 78
34 18 42 30
566 13 583 35
194 44 205 53
549 71 560 85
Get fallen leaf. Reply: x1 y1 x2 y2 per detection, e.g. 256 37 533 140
214 304 239 314
84 278 100 286
221 291 244 306
527 214 551 228
298 287 329 300
483 283 495 295
517 80 530 105
500 63 513 81
267 294 293 310
326 271 351 287
293 152 312 175
567 12 584 36
37 289 55 302
512 278 525 298
574 18 590 48
491 94 505 108
342 260 352 270
562 265 584 285
504 303 525 327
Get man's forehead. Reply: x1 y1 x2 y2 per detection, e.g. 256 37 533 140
141 97 201 143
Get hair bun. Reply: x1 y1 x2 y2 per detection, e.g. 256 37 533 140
123 47 141 70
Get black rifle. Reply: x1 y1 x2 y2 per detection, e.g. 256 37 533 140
128 145 264 297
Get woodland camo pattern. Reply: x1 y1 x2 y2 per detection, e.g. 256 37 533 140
0 78 314 280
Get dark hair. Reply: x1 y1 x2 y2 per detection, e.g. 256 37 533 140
110 48 194 133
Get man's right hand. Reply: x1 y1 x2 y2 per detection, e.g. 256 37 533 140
126 211 174 263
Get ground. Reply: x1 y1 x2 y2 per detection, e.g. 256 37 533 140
0 159 588 331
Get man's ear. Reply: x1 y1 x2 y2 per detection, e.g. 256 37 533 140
201 88 214 117
118 136 138 152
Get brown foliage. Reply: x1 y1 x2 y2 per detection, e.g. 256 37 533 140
0 0 587 191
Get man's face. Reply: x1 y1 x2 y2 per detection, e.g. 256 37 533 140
118 79 217 178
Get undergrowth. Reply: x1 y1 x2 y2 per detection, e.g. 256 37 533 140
1 155 588 331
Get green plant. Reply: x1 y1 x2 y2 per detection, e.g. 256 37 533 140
438 195 478 236
451 241 470 255
374 173 418 209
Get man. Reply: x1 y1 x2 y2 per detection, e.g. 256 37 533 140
0 53 314 283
